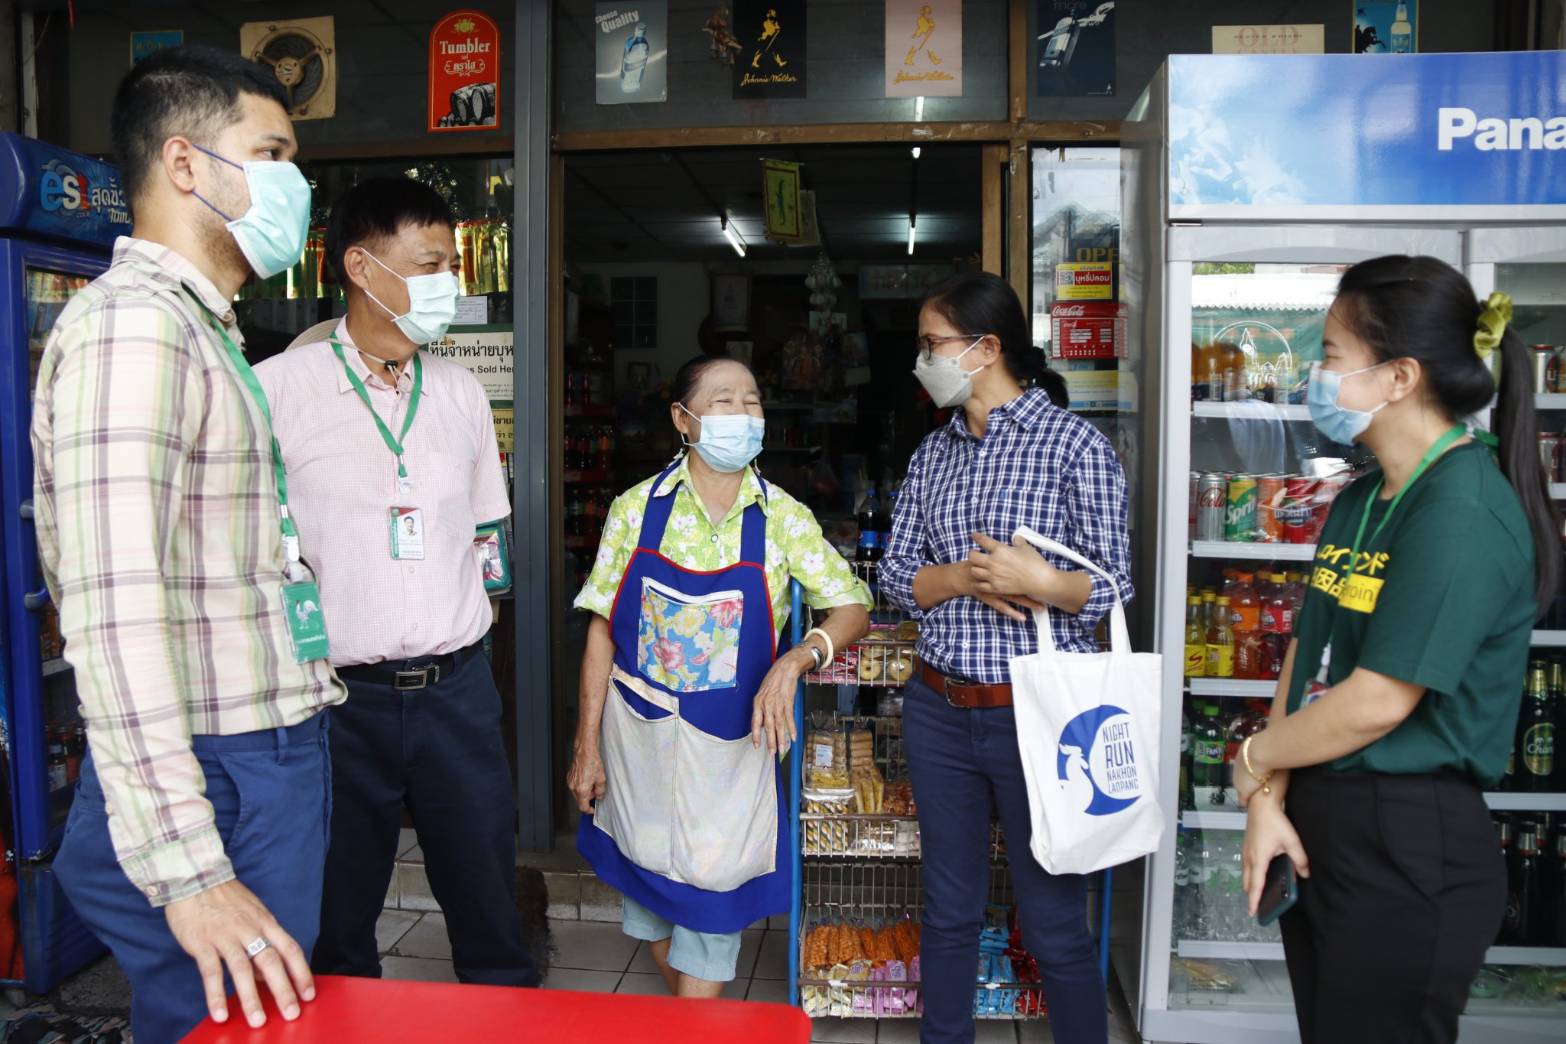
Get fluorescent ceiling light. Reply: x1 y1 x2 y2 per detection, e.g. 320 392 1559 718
914 96 925 121
722 218 747 258
907 221 917 256
911 146 922 159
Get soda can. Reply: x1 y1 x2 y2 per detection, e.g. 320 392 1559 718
1539 433 1561 484
1225 475 1258 542
1197 474 1227 542
1256 474 1286 543
1534 346 1557 394
1280 477 1319 544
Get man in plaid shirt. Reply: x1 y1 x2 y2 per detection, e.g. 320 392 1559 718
31 46 341 1041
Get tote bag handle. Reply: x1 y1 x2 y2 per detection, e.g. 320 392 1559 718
1011 525 1132 656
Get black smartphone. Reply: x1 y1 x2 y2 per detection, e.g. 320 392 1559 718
1255 854 1299 926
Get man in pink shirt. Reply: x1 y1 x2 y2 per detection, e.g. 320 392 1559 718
256 178 535 987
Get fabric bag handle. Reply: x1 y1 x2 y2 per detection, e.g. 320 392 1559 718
1011 525 1132 655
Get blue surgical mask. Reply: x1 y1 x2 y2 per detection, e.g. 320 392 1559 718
680 404 765 473
192 146 311 279
361 249 460 345
1307 362 1388 445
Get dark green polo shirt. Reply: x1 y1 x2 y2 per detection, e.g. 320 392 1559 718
1285 443 1535 786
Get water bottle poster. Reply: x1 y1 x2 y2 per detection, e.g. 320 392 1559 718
734 0 807 99
595 2 668 104
886 0 963 99
1035 1 1115 98
429 10 500 130
1352 2 1418 54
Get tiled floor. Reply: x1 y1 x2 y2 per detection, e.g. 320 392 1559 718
375 912 1143 1042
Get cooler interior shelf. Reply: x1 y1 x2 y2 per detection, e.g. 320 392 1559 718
1536 394 1566 411
1187 678 1276 699
1191 402 1311 422
1181 811 1247 831
1550 484 1566 500
1178 941 1566 967
1531 631 1566 647
1190 541 1317 561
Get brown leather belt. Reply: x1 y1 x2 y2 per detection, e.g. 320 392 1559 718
919 662 1014 709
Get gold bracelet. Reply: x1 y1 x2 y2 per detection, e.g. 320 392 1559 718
1241 735 1273 796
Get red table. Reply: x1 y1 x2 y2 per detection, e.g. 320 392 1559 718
181 975 810 1043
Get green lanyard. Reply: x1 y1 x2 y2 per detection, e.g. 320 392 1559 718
1343 423 1468 581
193 297 301 567
330 336 423 482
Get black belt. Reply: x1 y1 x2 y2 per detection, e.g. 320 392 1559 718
336 641 482 691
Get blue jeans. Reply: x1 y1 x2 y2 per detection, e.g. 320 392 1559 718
55 714 331 1044
903 678 1106 1044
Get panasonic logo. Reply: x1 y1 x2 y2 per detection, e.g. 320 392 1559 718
1438 107 1566 151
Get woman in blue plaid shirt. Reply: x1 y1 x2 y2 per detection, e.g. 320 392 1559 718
881 272 1132 1044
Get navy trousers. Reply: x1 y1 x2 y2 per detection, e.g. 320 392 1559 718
310 645 537 986
56 714 331 1044
903 677 1107 1044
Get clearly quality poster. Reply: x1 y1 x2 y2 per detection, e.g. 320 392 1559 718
886 0 962 98
595 2 668 104
734 0 806 99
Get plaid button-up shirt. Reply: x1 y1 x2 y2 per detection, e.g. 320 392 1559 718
31 237 344 906
880 387 1133 684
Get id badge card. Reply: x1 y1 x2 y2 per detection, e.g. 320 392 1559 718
473 521 512 594
389 507 426 560
281 580 331 664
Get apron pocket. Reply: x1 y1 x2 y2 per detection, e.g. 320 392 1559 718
637 578 745 694
670 719 777 892
597 677 677 876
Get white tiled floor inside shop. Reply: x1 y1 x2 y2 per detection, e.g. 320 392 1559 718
380 831 1143 1043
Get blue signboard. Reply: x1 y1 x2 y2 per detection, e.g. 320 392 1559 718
0 133 132 247
1165 51 1566 219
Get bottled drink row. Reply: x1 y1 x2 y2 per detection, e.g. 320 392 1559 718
1172 827 1281 944
1184 569 1306 681
854 483 897 564
565 485 615 539
1190 471 1348 545
1181 697 1269 810
563 370 611 412
564 422 616 474
1494 813 1566 947
1190 341 1304 405
1501 660 1564 792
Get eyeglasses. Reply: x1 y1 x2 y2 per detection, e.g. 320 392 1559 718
916 333 982 362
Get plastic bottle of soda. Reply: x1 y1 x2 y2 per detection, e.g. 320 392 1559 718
1193 704 1228 807
1179 705 1195 810
1260 573 1291 634
1184 596 1207 678
1206 598 1235 679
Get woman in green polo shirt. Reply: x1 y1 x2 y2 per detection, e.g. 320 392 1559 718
1233 256 1560 1044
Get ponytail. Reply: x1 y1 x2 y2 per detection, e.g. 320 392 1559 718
1492 326 1563 618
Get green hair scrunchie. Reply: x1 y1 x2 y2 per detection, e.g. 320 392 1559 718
1474 291 1513 374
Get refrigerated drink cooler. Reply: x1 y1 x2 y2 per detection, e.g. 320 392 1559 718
0 131 130 992
1117 53 1566 1044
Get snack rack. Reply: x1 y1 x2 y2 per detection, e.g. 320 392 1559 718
785 565 1113 1022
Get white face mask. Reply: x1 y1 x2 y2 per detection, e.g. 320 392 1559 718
912 337 989 409
360 249 459 345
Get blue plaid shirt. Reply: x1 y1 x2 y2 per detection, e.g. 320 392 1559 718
881 387 1133 684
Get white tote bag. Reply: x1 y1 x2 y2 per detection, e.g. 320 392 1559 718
1008 526 1165 876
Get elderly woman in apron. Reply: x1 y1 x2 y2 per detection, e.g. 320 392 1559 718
569 356 871 997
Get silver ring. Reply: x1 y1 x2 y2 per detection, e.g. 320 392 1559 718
246 937 269 959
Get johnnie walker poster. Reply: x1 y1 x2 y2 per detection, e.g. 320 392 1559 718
886 0 963 98
595 2 668 104
1036 1 1115 97
733 0 806 99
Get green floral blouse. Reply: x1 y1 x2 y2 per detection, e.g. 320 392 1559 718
573 457 871 635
